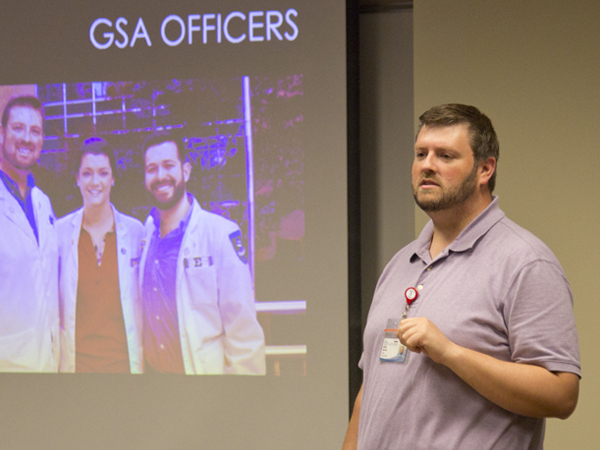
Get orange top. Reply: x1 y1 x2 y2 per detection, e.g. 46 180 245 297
76 228 130 373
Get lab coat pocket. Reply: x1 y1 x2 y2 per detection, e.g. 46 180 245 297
195 340 226 374
180 259 222 343
182 261 219 307
0 327 42 372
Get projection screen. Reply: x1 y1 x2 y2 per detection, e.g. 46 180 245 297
0 0 351 448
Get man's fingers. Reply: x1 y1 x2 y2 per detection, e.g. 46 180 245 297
400 327 422 351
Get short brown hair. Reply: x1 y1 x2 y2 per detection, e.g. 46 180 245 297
2 95 44 129
142 130 187 163
418 104 499 193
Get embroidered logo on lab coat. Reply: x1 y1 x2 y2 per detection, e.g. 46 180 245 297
229 230 248 264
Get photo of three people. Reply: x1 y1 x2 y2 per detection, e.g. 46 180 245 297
0 77 305 375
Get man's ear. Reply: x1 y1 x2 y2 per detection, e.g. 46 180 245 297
478 157 496 187
183 161 192 183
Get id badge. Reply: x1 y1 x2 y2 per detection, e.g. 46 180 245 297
379 318 408 363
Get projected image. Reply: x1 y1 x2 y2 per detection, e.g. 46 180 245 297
0 77 306 375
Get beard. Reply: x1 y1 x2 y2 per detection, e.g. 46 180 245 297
2 144 38 172
413 163 478 212
150 177 186 211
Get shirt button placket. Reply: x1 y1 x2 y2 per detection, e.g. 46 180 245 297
417 265 431 292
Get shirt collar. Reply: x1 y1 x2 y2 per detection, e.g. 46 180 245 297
412 196 506 262
27 172 35 189
0 170 35 199
149 193 195 237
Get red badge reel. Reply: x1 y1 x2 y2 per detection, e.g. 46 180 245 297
405 287 418 305
402 287 419 318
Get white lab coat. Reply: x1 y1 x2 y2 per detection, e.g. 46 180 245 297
57 205 144 373
140 198 266 375
0 181 59 372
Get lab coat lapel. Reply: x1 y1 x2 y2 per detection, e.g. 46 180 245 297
0 181 38 245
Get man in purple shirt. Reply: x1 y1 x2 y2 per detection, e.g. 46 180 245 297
342 104 580 449
140 131 265 375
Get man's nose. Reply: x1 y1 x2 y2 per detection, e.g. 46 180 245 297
420 153 438 172
23 128 34 143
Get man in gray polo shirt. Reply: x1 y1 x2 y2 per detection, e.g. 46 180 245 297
342 104 580 450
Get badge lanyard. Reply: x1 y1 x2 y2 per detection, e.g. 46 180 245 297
379 287 419 364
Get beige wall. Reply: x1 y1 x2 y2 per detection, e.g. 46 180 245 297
414 1 600 448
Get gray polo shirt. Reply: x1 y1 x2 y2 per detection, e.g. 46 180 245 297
358 197 580 450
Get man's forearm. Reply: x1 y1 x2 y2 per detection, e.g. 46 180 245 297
442 344 579 419
399 317 579 419
342 385 362 450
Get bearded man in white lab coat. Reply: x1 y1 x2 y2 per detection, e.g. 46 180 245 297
140 131 265 375
0 95 59 372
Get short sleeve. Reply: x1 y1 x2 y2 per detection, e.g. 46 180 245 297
504 259 580 376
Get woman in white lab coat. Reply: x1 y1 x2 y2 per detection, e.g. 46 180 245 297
57 137 144 373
